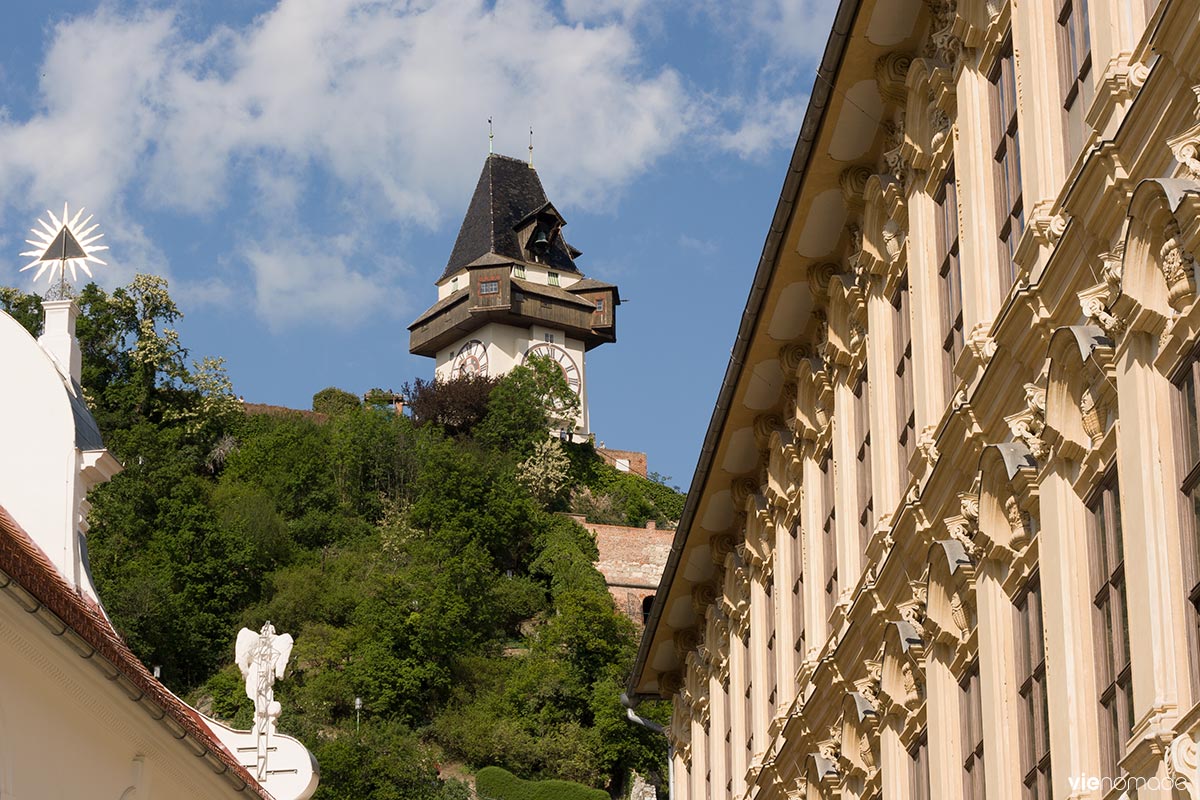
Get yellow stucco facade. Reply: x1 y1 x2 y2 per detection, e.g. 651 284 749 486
630 1 1200 798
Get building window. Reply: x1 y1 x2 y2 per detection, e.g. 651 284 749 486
549 271 560 287
479 279 499 295
641 595 654 626
1058 0 1093 162
1016 576 1050 800
990 33 1024 295
766 584 777 709
910 731 930 800
892 273 916 491
595 298 604 312
744 642 754 759
961 661 985 800
936 163 963 401
792 524 805 660
513 264 526 279
821 449 838 626
1173 352 1200 696
544 333 555 344
451 276 460 291
853 369 873 554
1089 473 1131 779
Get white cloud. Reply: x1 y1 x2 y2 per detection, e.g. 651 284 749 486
678 234 717 255
0 0 827 325
244 231 407 330
750 0 840 61
712 91 809 160
561 0 648 23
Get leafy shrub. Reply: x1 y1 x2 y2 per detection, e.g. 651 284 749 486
402 374 498 436
475 766 608 800
313 386 361 416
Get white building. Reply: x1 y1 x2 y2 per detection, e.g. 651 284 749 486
0 297 316 799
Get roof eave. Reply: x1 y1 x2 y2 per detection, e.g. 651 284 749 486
627 0 866 698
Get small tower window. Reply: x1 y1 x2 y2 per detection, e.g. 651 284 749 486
480 280 499 295
544 333 555 344
451 276 459 291
548 272 560 287
513 265 526 279
595 299 604 312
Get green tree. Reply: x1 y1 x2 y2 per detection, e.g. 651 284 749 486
476 357 578 456
313 387 362 416
0 286 43 336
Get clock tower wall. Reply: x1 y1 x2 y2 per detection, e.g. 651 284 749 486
435 323 589 435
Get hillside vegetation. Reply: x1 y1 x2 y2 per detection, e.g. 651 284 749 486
1 278 674 799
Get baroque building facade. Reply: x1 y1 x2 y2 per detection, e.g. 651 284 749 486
629 1 1200 799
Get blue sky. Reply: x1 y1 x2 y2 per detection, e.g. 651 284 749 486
0 0 837 490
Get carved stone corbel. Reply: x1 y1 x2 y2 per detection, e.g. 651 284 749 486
819 724 843 764
1160 218 1197 312
876 52 914 106
882 120 911 187
1101 242 1124 297
1168 731 1200 800
965 322 997 365
840 166 872 214
1005 383 1049 462
924 0 963 67
916 425 940 477
1030 210 1069 249
1167 85 1200 181
930 105 951 152
1078 283 1126 337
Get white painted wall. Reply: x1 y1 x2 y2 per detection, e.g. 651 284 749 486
436 264 582 299
0 597 252 799
435 321 589 434
0 310 87 593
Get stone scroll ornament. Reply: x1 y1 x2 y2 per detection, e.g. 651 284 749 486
236 622 295 781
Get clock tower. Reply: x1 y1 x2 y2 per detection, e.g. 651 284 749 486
408 153 620 438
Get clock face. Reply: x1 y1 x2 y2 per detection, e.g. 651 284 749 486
453 340 489 378
523 342 581 394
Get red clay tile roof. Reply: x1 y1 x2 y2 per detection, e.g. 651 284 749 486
0 504 272 799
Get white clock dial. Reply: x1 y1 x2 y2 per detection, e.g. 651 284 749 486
453 339 489 377
523 342 581 394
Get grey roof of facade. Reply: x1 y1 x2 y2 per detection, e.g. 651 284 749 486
68 380 105 451
408 287 470 330
510 277 598 309
440 154 582 282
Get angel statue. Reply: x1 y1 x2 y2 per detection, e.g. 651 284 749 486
236 622 295 780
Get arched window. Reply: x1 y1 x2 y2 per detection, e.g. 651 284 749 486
642 595 654 626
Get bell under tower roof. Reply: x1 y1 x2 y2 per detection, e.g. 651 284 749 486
440 153 582 282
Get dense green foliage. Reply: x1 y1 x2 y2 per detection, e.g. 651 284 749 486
4 278 675 798
475 766 609 800
313 386 362 416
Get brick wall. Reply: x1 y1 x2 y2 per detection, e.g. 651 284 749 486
570 514 673 627
594 448 648 478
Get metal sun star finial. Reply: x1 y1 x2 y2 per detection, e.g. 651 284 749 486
19 203 108 295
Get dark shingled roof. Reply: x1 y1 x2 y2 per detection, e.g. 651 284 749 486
510 277 598 309
68 380 105 451
408 287 470 329
440 154 581 282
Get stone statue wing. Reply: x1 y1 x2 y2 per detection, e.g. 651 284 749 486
275 633 294 679
235 627 258 676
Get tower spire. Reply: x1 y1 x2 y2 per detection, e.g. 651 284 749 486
488 117 494 154
528 126 534 169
